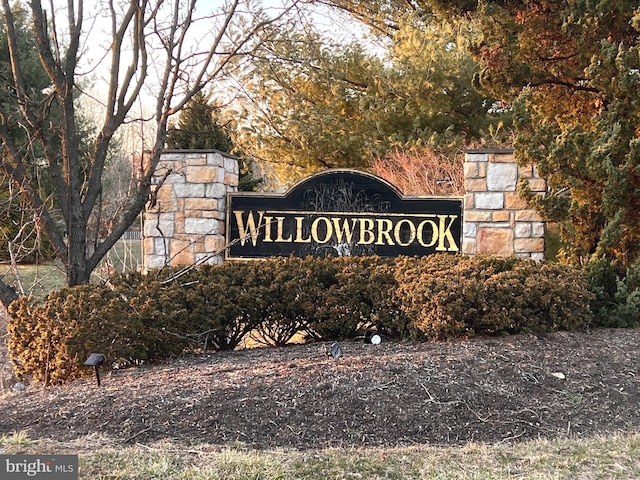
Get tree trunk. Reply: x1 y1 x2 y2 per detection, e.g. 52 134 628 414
0 280 18 309
0 0 292 295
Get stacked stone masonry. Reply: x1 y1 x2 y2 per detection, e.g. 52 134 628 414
463 149 546 260
143 150 239 269
143 149 545 269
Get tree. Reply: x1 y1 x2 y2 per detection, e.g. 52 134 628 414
166 91 234 152
166 90 261 191
0 2 56 264
0 0 295 306
428 1 640 266
235 8 505 184
315 0 426 36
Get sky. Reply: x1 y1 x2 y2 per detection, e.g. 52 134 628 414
64 0 371 155
75 0 367 96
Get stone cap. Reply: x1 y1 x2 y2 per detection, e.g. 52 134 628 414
162 148 239 159
464 148 514 154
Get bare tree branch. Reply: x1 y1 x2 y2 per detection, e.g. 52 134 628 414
0 0 302 300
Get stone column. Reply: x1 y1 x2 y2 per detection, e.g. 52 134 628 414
463 149 546 260
143 150 239 270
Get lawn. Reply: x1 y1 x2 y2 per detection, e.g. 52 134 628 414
1 430 639 479
0 239 141 298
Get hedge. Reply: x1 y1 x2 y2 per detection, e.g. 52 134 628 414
397 256 592 340
8 255 596 385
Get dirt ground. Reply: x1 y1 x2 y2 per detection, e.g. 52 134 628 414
1 328 640 450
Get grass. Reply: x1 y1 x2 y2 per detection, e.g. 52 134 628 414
0 240 142 299
1 432 639 479
0 262 66 298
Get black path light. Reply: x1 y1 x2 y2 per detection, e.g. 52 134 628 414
364 331 382 345
84 353 106 386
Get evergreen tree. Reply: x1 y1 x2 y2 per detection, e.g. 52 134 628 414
430 1 640 266
320 0 640 266
0 3 56 262
166 91 261 191
235 11 507 184
166 91 234 152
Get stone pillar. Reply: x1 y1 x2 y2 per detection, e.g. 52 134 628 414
463 149 546 260
143 150 239 270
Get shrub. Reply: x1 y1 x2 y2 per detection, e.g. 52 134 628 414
118 271 191 358
588 258 640 328
177 262 264 351
371 147 464 196
479 261 593 333
313 256 410 340
397 255 592 340
251 257 339 346
8 284 154 385
7 254 597 385
8 295 77 385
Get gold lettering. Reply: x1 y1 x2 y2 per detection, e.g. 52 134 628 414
358 218 375 244
375 219 395 245
332 218 356 244
417 219 438 248
263 216 274 242
311 217 333 243
234 211 459 251
394 219 416 246
437 215 459 252
234 210 264 246
275 216 292 242
294 216 312 243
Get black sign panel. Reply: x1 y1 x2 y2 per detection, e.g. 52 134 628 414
226 170 462 259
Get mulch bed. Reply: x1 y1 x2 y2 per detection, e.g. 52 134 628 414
2 328 640 450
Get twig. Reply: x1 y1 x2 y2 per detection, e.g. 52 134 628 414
420 383 462 406
501 430 526 443
124 426 152 443
368 381 395 391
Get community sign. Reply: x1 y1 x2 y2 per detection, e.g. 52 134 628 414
226 169 462 259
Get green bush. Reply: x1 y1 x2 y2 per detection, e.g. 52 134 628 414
117 264 265 352
178 262 263 351
313 257 410 340
588 258 640 328
251 257 339 346
7 254 598 385
397 255 592 340
116 271 192 358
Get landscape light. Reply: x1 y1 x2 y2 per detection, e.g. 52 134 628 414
365 331 382 345
84 353 106 386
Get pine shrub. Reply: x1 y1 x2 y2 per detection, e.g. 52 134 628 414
397 255 592 340
312 256 409 340
8 284 153 385
7 254 597 385
251 257 339 346
588 258 640 328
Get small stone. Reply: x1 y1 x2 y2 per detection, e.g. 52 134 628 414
12 382 26 391
329 342 343 359
551 372 566 380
